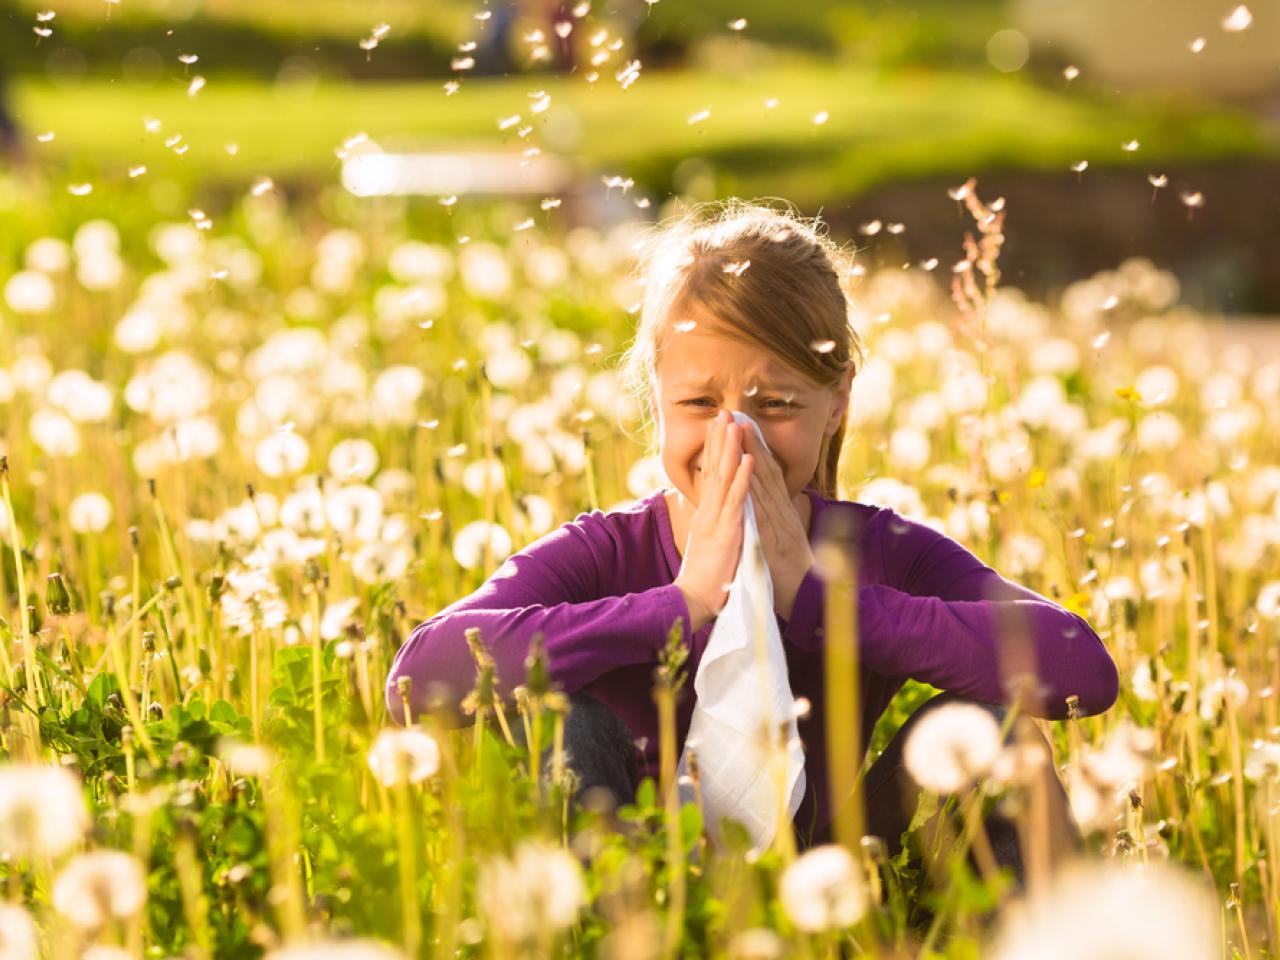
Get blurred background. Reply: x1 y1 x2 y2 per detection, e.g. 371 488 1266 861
1 0 1278 313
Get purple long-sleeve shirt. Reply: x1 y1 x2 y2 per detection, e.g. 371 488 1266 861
386 484 1118 842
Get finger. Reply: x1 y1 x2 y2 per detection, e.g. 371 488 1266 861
703 413 723 488
716 420 741 511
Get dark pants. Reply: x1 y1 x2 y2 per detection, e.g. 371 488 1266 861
527 688 1080 890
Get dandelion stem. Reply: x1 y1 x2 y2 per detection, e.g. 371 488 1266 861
2 460 44 716
819 518 864 852
309 587 326 763
395 777 423 959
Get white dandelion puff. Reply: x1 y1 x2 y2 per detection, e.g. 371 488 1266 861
0 904 37 960
68 492 113 533
990 861 1219 960
903 703 1002 793
778 845 868 932
52 851 147 930
476 839 586 943
0 764 90 859
367 728 441 786
452 520 514 570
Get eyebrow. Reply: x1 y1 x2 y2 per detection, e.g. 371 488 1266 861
677 376 804 392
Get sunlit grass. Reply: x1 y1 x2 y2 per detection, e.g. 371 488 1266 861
11 61 1273 204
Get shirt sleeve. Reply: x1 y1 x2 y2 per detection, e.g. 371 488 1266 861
385 514 694 726
781 507 1118 719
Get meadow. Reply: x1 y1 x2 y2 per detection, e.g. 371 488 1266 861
0 145 1277 958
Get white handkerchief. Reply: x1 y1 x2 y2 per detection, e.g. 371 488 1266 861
676 410 806 853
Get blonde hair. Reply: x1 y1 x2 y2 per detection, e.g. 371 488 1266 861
617 199 865 499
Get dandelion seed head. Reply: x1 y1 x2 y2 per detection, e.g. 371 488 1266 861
0 764 89 858
903 703 1002 793
779 845 868 932
367 728 440 786
52 851 147 930
0 904 37 960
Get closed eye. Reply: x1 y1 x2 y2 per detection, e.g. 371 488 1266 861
682 398 793 410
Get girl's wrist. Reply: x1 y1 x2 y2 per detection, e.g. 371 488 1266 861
674 579 714 633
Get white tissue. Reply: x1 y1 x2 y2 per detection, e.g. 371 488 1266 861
675 410 807 853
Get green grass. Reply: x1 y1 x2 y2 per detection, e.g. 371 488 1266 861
11 60 1276 207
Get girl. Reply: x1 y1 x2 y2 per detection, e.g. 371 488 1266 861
386 200 1119 875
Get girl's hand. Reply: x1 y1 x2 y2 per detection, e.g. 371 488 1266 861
740 422 817 622
674 409 755 632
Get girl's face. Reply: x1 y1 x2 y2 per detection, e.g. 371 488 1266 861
650 307 853 507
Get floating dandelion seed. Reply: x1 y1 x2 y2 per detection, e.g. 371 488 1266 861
921 257 939 270
947 181 971 201
1102 294 1120 311
516 124 533 138
36 9 55 19
616 59 641 88
540 196 561 210
728 18 748 30
439 195 457 207
1181 190 1204 207
1070 160 1089 174
359 37 379 55
475 9 492 21
813 110 829 125
371 22 390 40
723 259 750 276
164 134 182 148
764 96 778 108
1222 5 1252 31
1063 65 1080 83
178 53 198 65
811 339 837 354
68 183 92 196
555 20 573 38
584 70 599 83
251 176 274 197
607 38 624 51
143 117 161 132
451 56 476 71
1148 173 1168 201
443 80 460 95
127 165 146 177
521 146 540 161
187 75 206 96
858 220 882 236
688 107 711 125
886 222 905 234
34 25 52 38
497 114 522 130
513 218 535 231
674 319 697 333
1190 36 1207 52
1122 139 1140 152
224 142 238 155
36 130 54 142
459 40 477 52
635 196 651 208
1092 330 1111 349
601 174 635 194
530 93 551 113
572 0 590 14
590 28 608 47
